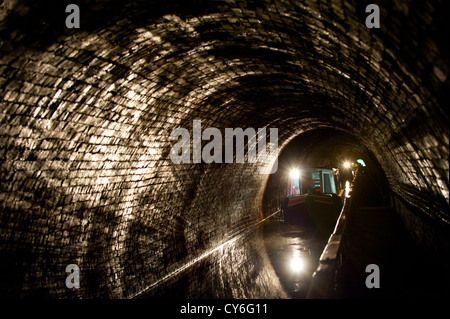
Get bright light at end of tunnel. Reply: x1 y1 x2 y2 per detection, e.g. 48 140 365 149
290 167 300 179
343 161 351 168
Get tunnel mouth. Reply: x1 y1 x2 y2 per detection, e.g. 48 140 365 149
260 128 392 298
262 128 391 217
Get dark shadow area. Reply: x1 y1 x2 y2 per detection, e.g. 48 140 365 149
338 170 450 299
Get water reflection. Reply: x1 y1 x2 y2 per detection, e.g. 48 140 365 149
345 180 351 197
290 250 305 273
263 214 330 298
138 224 289 299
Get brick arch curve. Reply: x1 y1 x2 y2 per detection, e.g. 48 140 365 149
0 0 448 298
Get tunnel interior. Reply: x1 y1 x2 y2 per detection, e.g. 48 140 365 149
262 128 390 217
0 0 449 298
261 128 389 298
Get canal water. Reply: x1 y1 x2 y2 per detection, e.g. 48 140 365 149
262 213 332 298
137 211 338 299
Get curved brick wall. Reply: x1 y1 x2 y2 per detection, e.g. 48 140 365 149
0 0 448 298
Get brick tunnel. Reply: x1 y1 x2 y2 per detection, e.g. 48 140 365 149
0 0 448 299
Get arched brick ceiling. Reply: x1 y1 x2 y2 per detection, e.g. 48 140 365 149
0 0 448 298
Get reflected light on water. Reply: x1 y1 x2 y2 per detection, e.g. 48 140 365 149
290 251 305 273
345 181 350 197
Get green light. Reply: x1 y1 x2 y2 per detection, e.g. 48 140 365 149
356 159 366 167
